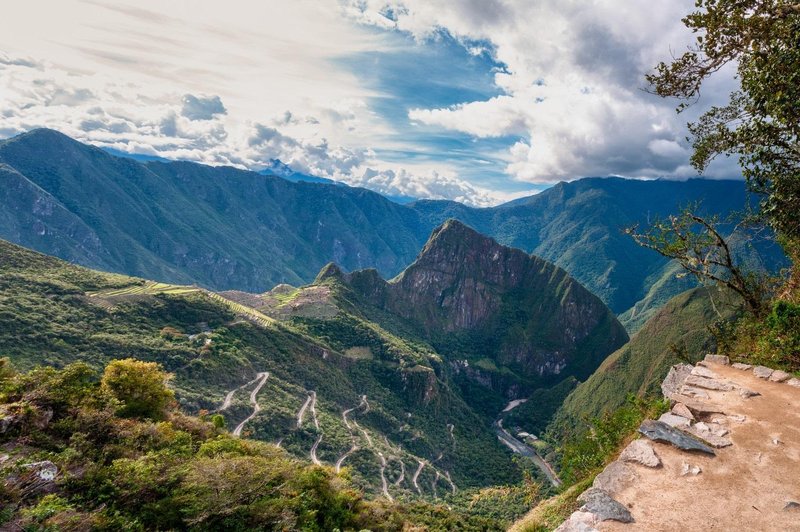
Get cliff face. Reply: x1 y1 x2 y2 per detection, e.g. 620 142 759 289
338 220 629 389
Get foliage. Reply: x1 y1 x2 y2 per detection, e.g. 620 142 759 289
101 359 175 420
725 298 800 370
559 396 668 485
646 0 800 262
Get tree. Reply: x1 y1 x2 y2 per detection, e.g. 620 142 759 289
101 358 174 420
625 207 770 314
647 0 800 269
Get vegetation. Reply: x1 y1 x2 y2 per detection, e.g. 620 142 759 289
0 359 502 531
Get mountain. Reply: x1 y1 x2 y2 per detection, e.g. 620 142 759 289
0 224 624 514
0 129 779 325
258 158 339 186
549 285 742 437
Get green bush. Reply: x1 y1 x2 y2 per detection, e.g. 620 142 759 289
101 359 175 420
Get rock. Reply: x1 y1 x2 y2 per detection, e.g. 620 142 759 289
787 378 800 388
732 363 752 370
592 461 638 496
773 437 783 445
704 354 730 365
22 461 58 481
577 488 635 523
753 366 774 379
769 370 791 382
687 425 733 448
691 366 720 379
620 439 661 468
784 501 800 512
672 402 695 421
555 511 600 532
668 395 725 416
695 421 728 437
728 414 746 423
662 363 694 399
680 462 702 476
679 386 711 399
684 375 734 391
639 419 716 455
659 412 691 429
739 388 761 398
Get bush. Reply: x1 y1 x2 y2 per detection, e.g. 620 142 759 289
101 359 175 420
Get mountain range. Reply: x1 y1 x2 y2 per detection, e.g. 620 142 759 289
0 129 781 334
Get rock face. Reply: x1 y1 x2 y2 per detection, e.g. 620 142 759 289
638 419 716 455
336 220 628 383
620 439 661 467
577 488 634 523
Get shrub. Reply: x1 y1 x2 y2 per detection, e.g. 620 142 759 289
101 359 175 420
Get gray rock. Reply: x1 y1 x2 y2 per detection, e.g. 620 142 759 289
788 378 800 388
691 366 720 379
732 363 752 370
679 386 711 399
672 402 695 420
592 461 638 496
684 375 734 391
680 462 702 476
753 366 774 379
620 439 661 467
739 388 761 398
687 425 733 448
22 461 58 481
577 488 634 523
659 412 691 429
704 354 730 365
668 395 726 416
784 501 800 512
728 414 746 423
661 363 693 399
638 419 716 455
769 370 791 382
555 511 600 532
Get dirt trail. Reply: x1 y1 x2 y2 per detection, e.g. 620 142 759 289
378 452 393 501
219 374 262 411
296 393 313 428
232 372 269 437
601 362 800 531
310 435 323 465
335 443 358 473
412 460 425 494
394 459 406 486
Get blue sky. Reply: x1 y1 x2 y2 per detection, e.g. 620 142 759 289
0 0 740 205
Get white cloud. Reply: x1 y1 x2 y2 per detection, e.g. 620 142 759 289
345 0 741 183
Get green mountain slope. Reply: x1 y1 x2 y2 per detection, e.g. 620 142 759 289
0 129 779 323
549 286 742 437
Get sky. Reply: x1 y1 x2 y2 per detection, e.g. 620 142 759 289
0 0 741 206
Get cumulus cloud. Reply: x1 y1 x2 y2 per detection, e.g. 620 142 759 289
181 94 226 120
345 0 740 183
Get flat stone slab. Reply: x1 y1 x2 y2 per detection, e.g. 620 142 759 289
769 370 791 382
620 439 661 468
685 375 734 391
704 354 730 365
672 402 695 420
577 488 634 523
753 366 774 379
659 412 691 429
662 363 693 399
555 511 600 532
691 366 720 379
639 419 716 455
686 425 733 448
592 461 638 496
679 386 711 399
732 363 752 370
668 395 726 416
787 378 800 388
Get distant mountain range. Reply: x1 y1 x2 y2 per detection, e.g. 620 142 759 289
0 129 783 329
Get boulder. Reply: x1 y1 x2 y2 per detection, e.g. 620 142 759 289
691 366 720 379
704 354 730 365
661 363 693 399
753 366 774 379
577 488 634 523
732 363 752 370
672 403 695 420
620 439 661 468
659 412 691 429
638 419 716 455
769 370 791 383
592 461 638 496
684 375 734 391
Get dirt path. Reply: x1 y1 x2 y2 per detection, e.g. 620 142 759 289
412 460 425 494
378 452 393 501
296 393 313 428
394 459 406 486
601 362 800 531
232 372 269 437
335 442 358 473
310 434 323 465
342 394 367 429
218 374 262 411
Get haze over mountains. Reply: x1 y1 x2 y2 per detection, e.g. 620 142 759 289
0 129 777 333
